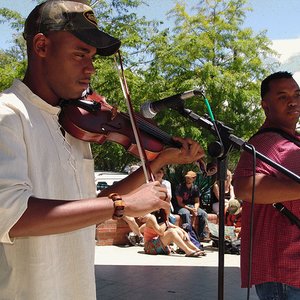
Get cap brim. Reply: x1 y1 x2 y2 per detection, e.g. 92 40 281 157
72 28 121 56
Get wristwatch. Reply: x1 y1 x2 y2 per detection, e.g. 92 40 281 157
109 193 126 220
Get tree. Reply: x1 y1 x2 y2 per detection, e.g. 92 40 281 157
135 0 277 171
0 6 28 91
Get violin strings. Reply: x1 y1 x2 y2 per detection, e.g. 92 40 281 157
129 113 173 144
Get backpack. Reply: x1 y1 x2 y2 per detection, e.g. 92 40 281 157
211 236 241 255
208 222 240 255
181 223 203 250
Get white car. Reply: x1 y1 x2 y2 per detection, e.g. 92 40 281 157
95 171 128 192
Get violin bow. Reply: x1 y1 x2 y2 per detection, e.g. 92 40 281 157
114 50 154 183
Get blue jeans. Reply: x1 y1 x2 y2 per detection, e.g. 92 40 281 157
177 206 208 237
255 282 300 300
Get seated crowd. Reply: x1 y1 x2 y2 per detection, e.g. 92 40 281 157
121 162 243 257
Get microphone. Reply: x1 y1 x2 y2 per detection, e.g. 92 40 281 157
140 89 202 118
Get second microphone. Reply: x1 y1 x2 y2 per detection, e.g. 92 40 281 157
140 89 203 119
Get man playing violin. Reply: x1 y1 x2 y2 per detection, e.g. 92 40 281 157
0 1 205 299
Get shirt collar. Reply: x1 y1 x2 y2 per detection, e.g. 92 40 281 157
12 79 61 115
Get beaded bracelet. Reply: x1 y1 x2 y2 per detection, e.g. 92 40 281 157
109 193 125 220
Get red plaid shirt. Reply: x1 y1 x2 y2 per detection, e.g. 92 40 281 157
234 130 300 288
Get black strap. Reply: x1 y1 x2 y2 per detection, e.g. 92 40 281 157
253 127 300 147
273 203 300 229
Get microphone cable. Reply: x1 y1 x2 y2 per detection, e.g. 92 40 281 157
201 94 225 153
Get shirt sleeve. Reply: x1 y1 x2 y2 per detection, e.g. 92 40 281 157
192 185 200 198
0 105 32 244
234 132 291 179
175 183 182 196
163 180 172 198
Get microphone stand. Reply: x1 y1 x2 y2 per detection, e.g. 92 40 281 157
174 107 300 300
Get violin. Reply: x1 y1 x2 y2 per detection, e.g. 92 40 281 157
59 89 181 161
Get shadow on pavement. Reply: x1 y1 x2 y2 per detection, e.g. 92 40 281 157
95 264 259 300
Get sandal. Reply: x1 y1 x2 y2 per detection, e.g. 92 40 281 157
185 251 202 257
196 250 207 256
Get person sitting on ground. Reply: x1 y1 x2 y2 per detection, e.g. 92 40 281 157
123 216 145 246
123 165 146 246
195 160 218 225
142 214 205 257
154 167 180 226
195 160 217 213
211 169 235 215
175 170 209 242
125 166 179 245
224 199 242 238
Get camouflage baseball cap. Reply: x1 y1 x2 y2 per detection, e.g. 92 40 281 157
23 0 121 56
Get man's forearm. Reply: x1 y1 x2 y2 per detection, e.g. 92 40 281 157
9 196 113 238
235 174 300 204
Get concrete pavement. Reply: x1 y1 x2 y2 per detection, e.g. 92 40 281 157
94 242 259 300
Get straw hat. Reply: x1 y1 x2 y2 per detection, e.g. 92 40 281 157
185 171 197 178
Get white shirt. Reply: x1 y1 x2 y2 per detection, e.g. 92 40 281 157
161 179 175 212
0 80 97 299
161 179 172 199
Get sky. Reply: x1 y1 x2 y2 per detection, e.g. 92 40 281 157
0 0 300 50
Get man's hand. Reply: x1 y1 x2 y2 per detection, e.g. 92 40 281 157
123 181 170 217
191 207 198 216
157 137 205 165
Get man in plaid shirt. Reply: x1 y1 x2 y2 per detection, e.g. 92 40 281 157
234 71 300 300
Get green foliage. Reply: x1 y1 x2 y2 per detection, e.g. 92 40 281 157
0 7 25 31
0 50 26 91
0 0 276 173
135 0 276 169
0 5 28 90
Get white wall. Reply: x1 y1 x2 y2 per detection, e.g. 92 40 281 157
271 38 300 85
271 39 300 129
